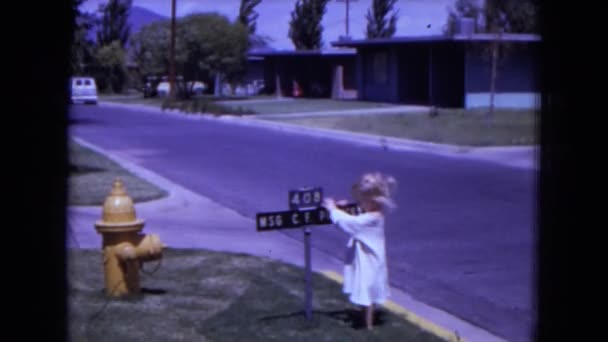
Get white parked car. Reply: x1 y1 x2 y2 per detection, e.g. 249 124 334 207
156 81 171 97
157 79 206 97
70 77 98 104
187 81 206 95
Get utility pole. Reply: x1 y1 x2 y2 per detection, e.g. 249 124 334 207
337 0 358 38
345 0 350 36
169 0 177 101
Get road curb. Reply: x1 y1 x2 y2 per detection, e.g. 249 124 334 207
252 105 431 119
320 270 465 342
97 101 538 170
218 116 538 170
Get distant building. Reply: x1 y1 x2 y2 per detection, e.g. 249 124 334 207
331 33 541 109
241 55 265 84
248 48 357 99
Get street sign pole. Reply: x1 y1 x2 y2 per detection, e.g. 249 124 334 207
292 186 321 322
303 225 312 321
255 186 362 322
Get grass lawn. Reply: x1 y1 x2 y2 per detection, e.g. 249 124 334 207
203 94 278 101
99 94 398 115
222 98 398 114
100 94 276 105
263 108 538 147
68 139 168 205
97 94 535 146
68 248 447 342
99 95 165 106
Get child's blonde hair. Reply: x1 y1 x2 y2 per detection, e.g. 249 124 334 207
351 172 397 211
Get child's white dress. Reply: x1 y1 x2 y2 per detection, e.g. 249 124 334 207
328 208 390 306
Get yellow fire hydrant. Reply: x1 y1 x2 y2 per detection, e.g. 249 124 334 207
94 178 165 297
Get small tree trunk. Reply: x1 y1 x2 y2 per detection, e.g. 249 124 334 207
214 72 221 97
488 36 498 118
275 74 282 98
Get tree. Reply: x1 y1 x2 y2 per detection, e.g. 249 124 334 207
130 20 173 78
95 40 127 93
365 0 399 39
443 0 538 118
443 0 483 36
177 13 249 96
238 0 271 49
238 0 262 37
97 0 132 48
131 14 249 97
288 0 330 50
484 0 538 34
71 0 96 75
95 0 133 93
484 0 538 117
445 0 538 35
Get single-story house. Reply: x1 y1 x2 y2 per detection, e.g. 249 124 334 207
242 55 265 84
331 33 541 109
248 48 357 99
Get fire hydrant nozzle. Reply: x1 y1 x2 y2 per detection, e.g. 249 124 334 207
94 178 166 297
115 243 137 261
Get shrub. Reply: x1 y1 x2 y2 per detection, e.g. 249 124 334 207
161 99 171 111
180 101 189 113
191 99 201 113
160 98 257 116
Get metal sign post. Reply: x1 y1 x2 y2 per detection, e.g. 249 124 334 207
255 187 362 322
303 226 313 321
291 187 320 322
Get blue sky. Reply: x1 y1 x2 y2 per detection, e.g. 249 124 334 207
81 0 458 49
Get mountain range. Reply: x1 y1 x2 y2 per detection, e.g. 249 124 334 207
87 6 168 42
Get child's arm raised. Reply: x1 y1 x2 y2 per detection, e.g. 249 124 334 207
323 198 369 236
329 208 369 236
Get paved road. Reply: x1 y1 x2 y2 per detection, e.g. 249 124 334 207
69 104 536 342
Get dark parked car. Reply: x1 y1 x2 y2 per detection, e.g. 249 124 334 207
142 75 160 98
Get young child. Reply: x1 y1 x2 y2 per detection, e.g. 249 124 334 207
322 172 397 330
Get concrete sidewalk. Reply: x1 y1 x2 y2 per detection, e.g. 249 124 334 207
98 101 539 171
68 136 509 342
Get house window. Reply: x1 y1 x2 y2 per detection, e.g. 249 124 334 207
372 51 388 84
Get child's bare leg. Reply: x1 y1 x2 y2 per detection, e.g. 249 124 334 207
365 305 374 330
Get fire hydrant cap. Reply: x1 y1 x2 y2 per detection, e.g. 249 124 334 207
99 178 140 224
